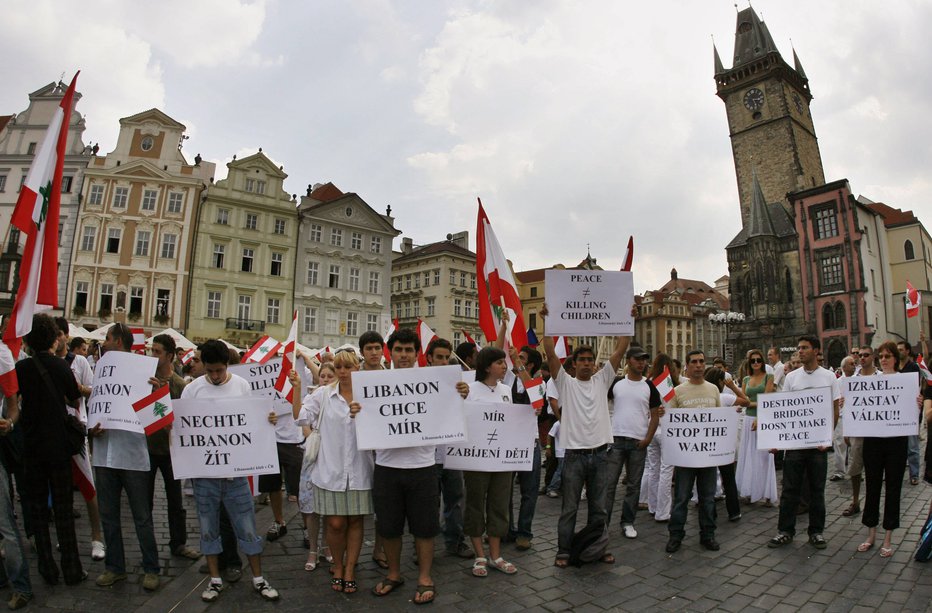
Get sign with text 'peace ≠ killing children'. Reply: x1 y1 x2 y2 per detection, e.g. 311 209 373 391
443 401 537 472
87 351 158 433
842 372 920 437
170 397 279 479
352 365 467 451
756 387 834 450
544 269 634 336
660 407 739 468
229 358 290 416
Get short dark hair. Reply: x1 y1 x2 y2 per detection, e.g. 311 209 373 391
199 339 229 365
108 322 133 352
68 337 86 351
54 316 69 336
896 340 914 358
455 341 477 363
152 333 176 355
704 366 726 388
520 346 543 374
427 338 452 357
571 345 595 362
358 331 384 349
387 328 419 352
475 346 506 382
798 335 820 351
686 349 705 363
24 314 60 353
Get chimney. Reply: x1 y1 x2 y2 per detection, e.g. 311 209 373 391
401 237 413 254
449 231 469 249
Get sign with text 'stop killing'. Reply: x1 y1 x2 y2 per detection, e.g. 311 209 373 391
842 372 920 437
228 358 291 416
87 351 158 433
544 269 634 336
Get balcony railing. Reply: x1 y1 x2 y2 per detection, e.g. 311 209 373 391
225 318 265 332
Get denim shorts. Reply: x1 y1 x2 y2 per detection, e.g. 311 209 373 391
192 478 264 556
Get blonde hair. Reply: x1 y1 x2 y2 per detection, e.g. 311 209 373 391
332 350 360 369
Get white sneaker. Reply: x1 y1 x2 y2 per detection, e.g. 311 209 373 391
201 582 223 602
254 580 280 601
622 525 637 539
91 540 105 561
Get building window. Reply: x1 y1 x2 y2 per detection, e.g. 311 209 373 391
325 309 339 335
351 232 362 250
306 261 319 285
414 274 420 289
105 228 120 254
413 300 420 317
405 275 411 290
404 302 411 318
167 192 183 214
433 269 440 285
303 306 317 333
328 264 340 288
370 236 381 253
460 272 467 287
427 297 435 316
245 178 255 192
156 289 171 316
75 281 89 310
346 312 359 337
112 187 128 209
905 240 915 260
368 271 380 294
454 298 462 317
0 175 6 192
141 189 157 211
330 228 343 246
61 175 73 193
126 286 142 315
245 213 258 230
134 230 151 256
99 283 114 312
366 314 378 332
267 298 281 324
207 291 221 318
237 295 251 320
834 302 846 329
454 331 461 345
27 142 36 155
256 180 266 195
423 271 430 287
470 274 476 289
241 248 254 272
812 205 838 239
160 233 177 259
819 254 843 289
270 252 283 276
450 271 456 285
349 267 360 291
216 208 229 225
530 287 538 298
274 218 286 235
213 244 225 268
529 312 537 330
88 184 104 205
80 226 97 251
465 300 472 318
309 224 322 242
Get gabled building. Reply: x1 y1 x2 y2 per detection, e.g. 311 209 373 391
66 109 215 332
187 151 297 345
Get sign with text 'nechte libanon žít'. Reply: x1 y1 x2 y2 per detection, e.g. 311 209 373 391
660 407 738 468
229 358 291 416
443 401 536 471
842 372 920 437
352 365 467 451
756 387 834 450
87 351 157 433
544 270 634 336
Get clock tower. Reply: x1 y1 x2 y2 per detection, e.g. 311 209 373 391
715 7 825 226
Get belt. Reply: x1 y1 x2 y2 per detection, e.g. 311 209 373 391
566 444 610 456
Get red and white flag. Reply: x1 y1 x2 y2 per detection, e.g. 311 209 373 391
416 319 438 367
917 354 932 381
461 329 476 345
1 73 79 356
652 366 676 404
476 200 529 351
620 235 634 272
552 336 570 363
314 346 332 361
525 376 547 410
131 385 174 436
383 318 399 364
0 340 18 398
71 454 95 502
179 348 194 365
274 310 298 404
131 328 146 352
243 335 282 364
906 281 920 318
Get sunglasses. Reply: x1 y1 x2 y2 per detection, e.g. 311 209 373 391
749 358 763 364
859 353 872 358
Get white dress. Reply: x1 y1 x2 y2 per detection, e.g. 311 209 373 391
735 377 778 503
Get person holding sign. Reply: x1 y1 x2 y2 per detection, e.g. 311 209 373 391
540 304 631 568
180 340 280 603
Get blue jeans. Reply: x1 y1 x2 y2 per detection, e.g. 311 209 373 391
509 442 541 539
547 458 564 492
669 466 717 541
192 478 264 557
605 437 647 527
0 462 31 595
96 466 160 574
777 449 827 536
436 465 465 548
557 447 610 555
907 435 920 480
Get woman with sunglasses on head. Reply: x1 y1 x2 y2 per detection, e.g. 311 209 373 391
737 350 778 507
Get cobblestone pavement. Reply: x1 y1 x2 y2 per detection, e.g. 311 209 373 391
11 450 932 612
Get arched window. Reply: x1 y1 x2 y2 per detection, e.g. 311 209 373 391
905 240 915 260
785 268 793 303
822 303 834 330
834 302 846 329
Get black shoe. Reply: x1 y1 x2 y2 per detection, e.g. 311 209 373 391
665 538 682 553
728 513 742 522
700 538 720 551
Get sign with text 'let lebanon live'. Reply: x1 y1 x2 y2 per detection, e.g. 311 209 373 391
544 270 634 336
87 351 158 434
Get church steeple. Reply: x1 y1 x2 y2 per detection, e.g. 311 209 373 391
747 171 775 238
732 7 780 68
713 42 725 75
792 48 808 80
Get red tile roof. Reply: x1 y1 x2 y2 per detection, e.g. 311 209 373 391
394 240 475 263
866 202 918 228
515 269 546 283
0 115 12 133
309 182 344 203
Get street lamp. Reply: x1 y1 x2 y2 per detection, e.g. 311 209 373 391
708 311 745 364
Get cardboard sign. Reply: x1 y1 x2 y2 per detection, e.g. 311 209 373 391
544 269 634 336
757 387 834 450
443 401 536 471
170 397 280 479
228 358 291 416
352 365 467 450
842 372 920 437
660 407 738 468
87 351 158 433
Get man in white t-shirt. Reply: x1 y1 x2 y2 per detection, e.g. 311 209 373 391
540 304 631 568
830 356 856 481
767 335 841 551
767 347 786 390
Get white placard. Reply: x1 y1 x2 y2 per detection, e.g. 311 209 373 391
87 351 158 433
757 388 834 450
170 397 280 479
228 358 290 416
352 365 467 450
443 401 536 471
842 372 920 437
544 269 634 336
660 407 739 468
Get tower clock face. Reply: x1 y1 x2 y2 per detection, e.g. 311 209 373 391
743 88 765 111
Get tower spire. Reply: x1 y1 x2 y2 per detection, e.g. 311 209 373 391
713 39 725 75
792 47 808 80
747 169 775 237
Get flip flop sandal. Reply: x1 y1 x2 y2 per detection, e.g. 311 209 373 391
372 577 405 597
856 542 873 553
331 577 344 592
343 580 358 594
413 584 436 605
371 555 389 569
879 547 894 558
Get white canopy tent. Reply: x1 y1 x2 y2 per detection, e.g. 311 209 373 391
82 322 114 341
145 328 197 351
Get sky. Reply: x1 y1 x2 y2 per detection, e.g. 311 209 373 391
2 0 931 294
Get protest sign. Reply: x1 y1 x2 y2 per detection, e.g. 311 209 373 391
660 407 738 468
87 351 157 433
353 365 467 450
757 387 833 450
443 401 536 471
842 372 920 437
544 269 634 336
170 397 279 479
229 358 290 416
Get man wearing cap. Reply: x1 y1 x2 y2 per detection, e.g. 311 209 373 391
605 345 661 540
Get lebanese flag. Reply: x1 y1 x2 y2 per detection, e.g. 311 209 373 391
906 281 920 318
274 310 298 403
131 327 146 352
0 340 18 398
314 346 332 361
131 384 174 436
620 236 634 271
461 329 476 345
243 335 282 363
476 200 528 351
2 72 79 356
179 347 194 365
383 318 398 364
553 336 570 363
652 366 676 404
71 453 95 502
525 376 547 410
416 319 438 367
917 354 932 381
